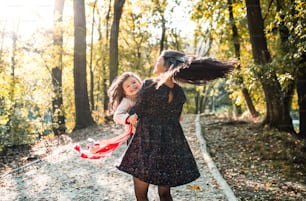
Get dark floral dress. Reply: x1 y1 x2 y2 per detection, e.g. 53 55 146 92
117 79 200 187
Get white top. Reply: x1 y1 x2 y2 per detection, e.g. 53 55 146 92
113 96 136 125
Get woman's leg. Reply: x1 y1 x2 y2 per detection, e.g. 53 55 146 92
158 185 173 201
133 177 150 201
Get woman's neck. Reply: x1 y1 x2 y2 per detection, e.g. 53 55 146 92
165 78 174 88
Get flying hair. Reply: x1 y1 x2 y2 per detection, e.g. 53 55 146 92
154 50 236 88
175 56 236 84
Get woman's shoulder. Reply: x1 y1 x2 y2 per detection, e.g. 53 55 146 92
142 78 156 89
143 78 154 85
174 83 186 97
173 83 183 90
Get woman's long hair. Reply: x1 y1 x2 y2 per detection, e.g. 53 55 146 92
155 50 236 88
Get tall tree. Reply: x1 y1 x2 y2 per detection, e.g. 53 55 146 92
73 0 95 129
228 0 258 117
152 0 167 53
274 0 296 134
109 0 125 83
296 34 306 139
297 57 306 139
245 0 294 132
88 0 98 111
103 0 112 113
52 0 66 135
277 0 306 138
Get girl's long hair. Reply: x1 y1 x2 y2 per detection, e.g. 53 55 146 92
107 72 142 115
155 50 236 88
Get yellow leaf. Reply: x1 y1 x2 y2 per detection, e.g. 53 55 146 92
187 184 203 192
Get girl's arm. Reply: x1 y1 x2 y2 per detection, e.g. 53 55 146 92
113 98 133 125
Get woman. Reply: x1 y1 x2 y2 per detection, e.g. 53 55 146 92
117 50 234 201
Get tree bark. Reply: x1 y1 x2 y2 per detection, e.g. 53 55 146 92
195 92 199 114
104 0 112 114
242 88 258 117
276 0 295 133
276 0 305 138
109 0 125 83
159 16 166 54
296 56 306 139
73 0 95 130
89 1 97 111
52 0 66 135
245 0 294 132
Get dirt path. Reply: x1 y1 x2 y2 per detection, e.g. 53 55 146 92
0 115 228 201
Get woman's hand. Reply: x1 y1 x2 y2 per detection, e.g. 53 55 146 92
179 115 184 121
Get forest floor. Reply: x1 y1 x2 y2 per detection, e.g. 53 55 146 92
200 113 306 201
0 114 305 200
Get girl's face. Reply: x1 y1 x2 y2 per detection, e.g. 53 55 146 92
122 77 141 97
153 55 167 75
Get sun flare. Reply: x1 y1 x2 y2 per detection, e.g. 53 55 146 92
0 0 54 38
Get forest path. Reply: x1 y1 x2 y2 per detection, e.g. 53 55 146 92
0 114 234 201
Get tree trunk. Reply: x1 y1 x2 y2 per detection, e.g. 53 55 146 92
104 0 112 114
89 1 97 111
73 0 95 130
52 0 66 135
242 88 258 117
202 84 212 113
276 0 305 138
228 0 258 117
296 56 306 139
159 16 166 54
199 95 205 113
109 0 125 83
195 92 199 114
245 0 294 132
275 0 295 133
277 26 295 133
10 33 17 103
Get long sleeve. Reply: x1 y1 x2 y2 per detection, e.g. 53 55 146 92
113 97 135 125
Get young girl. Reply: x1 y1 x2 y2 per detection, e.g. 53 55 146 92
108 72 142 130
117 50 235 201
74 72 142 159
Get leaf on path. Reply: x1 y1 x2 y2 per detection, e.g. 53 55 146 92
187 184 203 192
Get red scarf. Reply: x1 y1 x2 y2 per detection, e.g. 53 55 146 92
74 124 133 159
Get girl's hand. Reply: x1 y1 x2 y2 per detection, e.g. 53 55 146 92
127 114 138 126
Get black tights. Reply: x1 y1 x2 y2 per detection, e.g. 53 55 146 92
133 177 173 201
